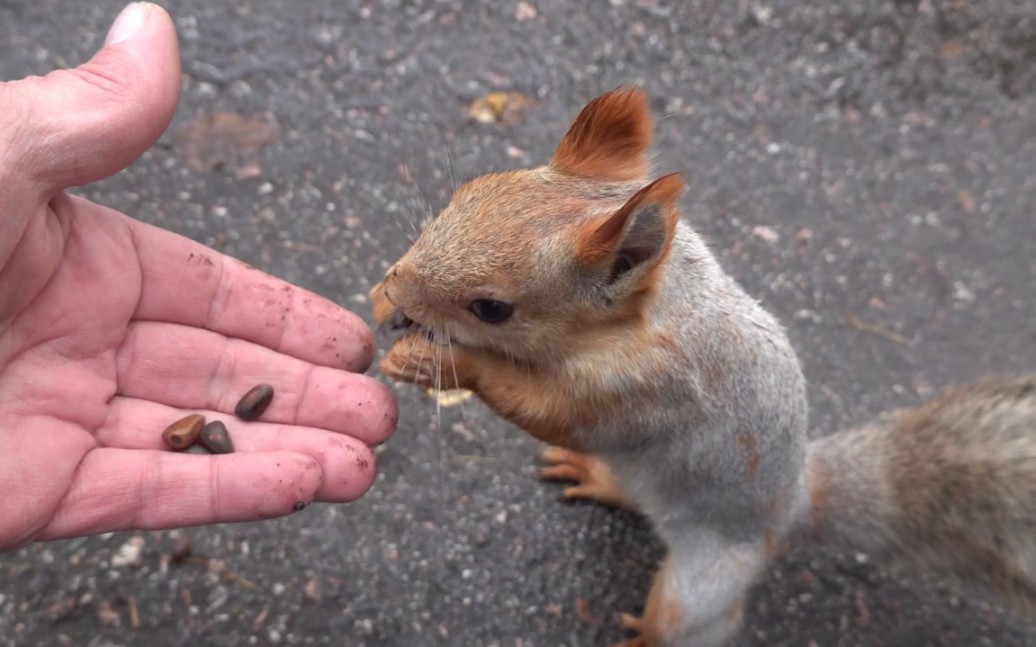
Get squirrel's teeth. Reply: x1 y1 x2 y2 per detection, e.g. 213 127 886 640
387 309 415 331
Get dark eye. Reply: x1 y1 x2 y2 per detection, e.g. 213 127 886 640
468 299 514 324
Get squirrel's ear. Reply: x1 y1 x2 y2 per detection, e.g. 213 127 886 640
550 87 652 182
576 173 684 281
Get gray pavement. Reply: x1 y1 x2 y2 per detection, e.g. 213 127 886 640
2 1 1036 645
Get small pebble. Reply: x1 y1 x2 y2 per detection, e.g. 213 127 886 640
162 414 205 450
184 444 212 455
200 420 235 454
235 384 274 421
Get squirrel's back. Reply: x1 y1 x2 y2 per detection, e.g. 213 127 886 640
807 375 1036 614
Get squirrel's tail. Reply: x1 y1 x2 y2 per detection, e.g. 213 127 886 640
804 374 1036 615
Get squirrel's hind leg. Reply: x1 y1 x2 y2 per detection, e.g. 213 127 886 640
614 535 766 647
540 446 634 510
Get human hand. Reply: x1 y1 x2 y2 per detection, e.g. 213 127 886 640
0 3 396 551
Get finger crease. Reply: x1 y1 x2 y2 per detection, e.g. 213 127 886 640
208 456 222 522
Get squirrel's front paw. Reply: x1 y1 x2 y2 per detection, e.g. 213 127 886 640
380 334 463 390
541 447 633 510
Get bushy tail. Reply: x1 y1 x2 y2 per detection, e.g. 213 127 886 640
804 375 1036 615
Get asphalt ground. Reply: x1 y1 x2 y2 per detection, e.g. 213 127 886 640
2 1 1036 645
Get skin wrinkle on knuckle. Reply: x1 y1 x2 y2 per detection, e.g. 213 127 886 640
203 255 231 333
96 395 127 449
38 453 88 542
294 363 320 427
211 337 242 411
207 455 223 522
70 50 140 100
311 458 325 497
135 453 164 529
111 323 139 396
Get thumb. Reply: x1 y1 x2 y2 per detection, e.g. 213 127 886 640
4 2 181 197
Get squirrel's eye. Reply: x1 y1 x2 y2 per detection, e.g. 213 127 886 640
468 299 514 324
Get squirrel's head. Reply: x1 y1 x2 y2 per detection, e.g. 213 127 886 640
372 87 684 365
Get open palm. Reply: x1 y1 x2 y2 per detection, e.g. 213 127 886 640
0 3 395 551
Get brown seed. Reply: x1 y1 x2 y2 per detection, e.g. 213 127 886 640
161 414 205 450
234 384 274 421
200 420 235 454
169 536 193 565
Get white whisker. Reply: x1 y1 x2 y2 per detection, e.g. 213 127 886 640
432 318 447 526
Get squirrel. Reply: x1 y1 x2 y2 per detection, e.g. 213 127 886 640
368 87 1036 647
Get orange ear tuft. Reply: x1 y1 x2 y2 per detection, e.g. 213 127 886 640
575 173 684 268
550 87 653 182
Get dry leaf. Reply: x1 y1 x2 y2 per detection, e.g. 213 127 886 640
751 224 780 244
515 1 537 21
468 92 535 125
177 111 280 174
941 39 964 60
957 188 976 213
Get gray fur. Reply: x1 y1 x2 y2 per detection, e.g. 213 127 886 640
806 376 1036 614
571 219 1036 642
576 221 811 644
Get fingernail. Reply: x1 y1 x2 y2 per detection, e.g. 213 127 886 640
104 2 152 46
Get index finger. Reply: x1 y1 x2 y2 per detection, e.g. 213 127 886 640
117 206 375 372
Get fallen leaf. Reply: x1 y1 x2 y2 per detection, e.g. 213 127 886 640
941 39 964 60
515 1 537 20
97 600 119 627
304 577 322 602
957 188 976 213
751 224 780 244
177 111 280 174
468 92 535 125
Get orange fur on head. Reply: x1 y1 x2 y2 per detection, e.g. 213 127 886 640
550 87 653 181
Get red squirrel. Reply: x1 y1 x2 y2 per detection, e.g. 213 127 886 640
369 87 1036 646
